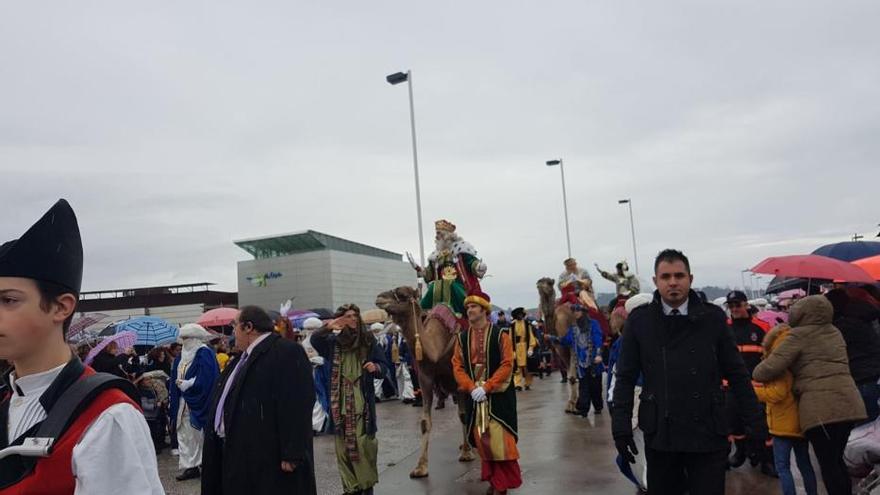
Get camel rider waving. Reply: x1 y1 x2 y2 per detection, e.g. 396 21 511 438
0 200 163 494
595 261 640 310
415 220 487 318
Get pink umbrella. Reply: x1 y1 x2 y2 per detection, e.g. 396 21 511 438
756 310 788 326
777 288 806 300
67 313 109 340
84 331 137 366
198 307 239 328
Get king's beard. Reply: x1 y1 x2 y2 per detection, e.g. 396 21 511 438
435 234 453 253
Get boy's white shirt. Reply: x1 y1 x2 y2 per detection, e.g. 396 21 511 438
7 363 165 494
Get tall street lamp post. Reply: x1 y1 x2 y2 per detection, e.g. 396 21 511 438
741 269 752 298
387 70 426 268
618 199 639 275
546 159 572 258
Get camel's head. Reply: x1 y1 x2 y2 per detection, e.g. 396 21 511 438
536 277 555 297
375 286 419 318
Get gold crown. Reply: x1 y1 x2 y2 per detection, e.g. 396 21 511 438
435 219 456 233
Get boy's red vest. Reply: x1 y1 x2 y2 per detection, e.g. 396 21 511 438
0 365 137 494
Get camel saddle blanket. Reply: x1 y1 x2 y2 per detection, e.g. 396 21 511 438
426 304 459 335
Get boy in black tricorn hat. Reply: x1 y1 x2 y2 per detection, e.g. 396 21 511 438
0 199 163 493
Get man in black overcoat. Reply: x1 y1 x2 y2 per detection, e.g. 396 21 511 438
611 249 766 494
201 305 316 495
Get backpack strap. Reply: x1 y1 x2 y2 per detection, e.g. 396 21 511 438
34 373 139 451
0 371 139 486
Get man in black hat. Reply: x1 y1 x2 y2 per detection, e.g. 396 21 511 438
496 310 509 328
725 289 775 475
510 308 537 391
0 199 163 493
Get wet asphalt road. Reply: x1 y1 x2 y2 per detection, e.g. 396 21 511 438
158 373 808 494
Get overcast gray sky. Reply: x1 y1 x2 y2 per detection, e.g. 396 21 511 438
1 1 877 308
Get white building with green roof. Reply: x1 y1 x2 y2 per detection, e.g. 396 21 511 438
235 230 416 313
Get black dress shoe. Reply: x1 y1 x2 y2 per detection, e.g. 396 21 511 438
176 467 201 481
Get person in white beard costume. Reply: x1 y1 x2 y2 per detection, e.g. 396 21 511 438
169 323 220 481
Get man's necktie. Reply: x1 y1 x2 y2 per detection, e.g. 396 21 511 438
214 351 249 437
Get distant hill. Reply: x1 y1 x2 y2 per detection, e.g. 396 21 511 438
599 287 734 304
509 286 735 315
696 286 735 302
596 292 617 307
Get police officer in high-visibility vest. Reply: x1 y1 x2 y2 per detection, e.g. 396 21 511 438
725 290 774 476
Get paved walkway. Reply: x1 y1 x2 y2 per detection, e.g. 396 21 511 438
159 372 809 494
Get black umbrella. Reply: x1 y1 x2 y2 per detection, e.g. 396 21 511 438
310 308 333 319
97 322 118 337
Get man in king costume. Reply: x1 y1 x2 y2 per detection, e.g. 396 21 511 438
452 290 521 495
417 220 487 318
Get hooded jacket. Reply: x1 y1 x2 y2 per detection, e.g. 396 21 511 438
753 295 867 432
753 325 801 438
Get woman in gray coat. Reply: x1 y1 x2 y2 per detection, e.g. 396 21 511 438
753 295 867 495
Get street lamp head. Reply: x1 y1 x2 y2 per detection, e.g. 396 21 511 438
546 159 561 166
618 199 630 204
386 72 409 85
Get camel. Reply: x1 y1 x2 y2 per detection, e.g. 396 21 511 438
375 286 475 479
536 277 579 413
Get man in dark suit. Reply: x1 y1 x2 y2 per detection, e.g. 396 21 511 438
611 249 766 495
201 305 316 495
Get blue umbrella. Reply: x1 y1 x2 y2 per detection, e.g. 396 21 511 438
615 454 647 492
812 241 880 262
114 316 179 347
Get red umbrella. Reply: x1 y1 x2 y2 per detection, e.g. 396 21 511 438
198 307 239 328
853 254 880 281
751 255 875 283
